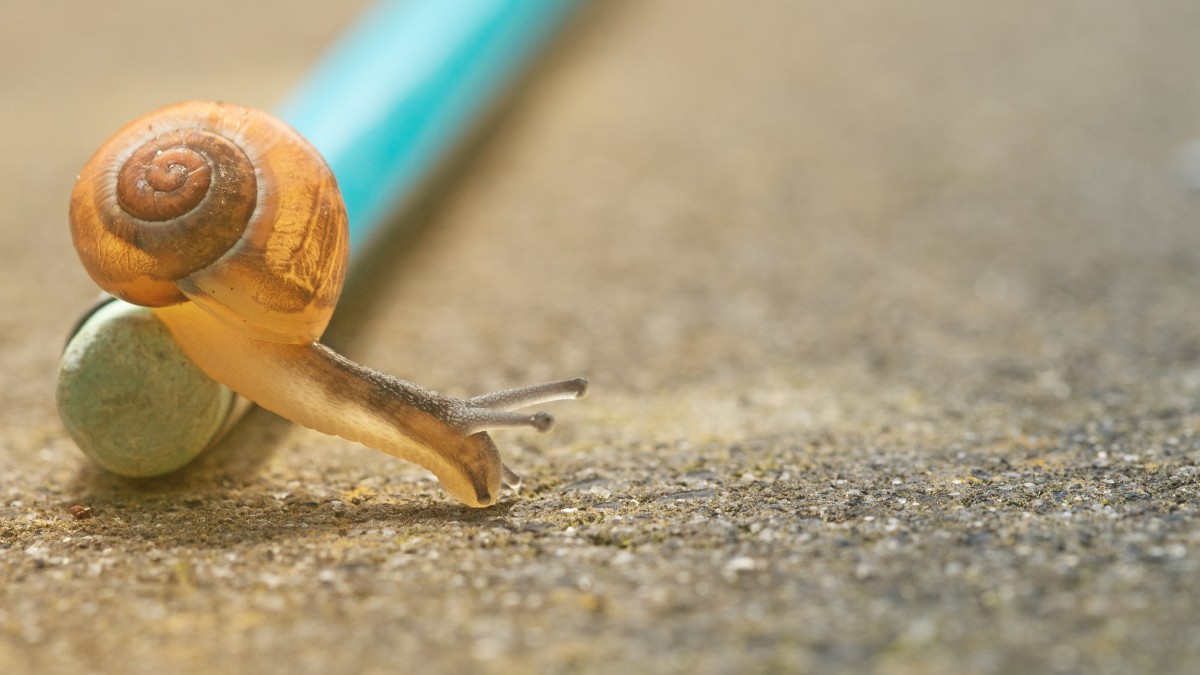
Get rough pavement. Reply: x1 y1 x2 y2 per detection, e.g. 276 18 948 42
3 1 1200 673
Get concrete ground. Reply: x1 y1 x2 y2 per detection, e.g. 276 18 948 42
3 1 1200 673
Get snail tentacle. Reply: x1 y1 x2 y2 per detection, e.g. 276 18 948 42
467 378 589 410
456 410 555 436
501 464 523 491
451 379 590 435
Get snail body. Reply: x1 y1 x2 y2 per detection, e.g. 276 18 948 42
67 101 586 507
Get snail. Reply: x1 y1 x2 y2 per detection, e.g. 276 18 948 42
67 101 587 507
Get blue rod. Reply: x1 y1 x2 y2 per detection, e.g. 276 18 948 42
279 0 582 250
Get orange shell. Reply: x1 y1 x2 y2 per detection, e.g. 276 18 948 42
69 101 349 344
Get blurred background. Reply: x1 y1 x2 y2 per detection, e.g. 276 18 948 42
4 1 1200 673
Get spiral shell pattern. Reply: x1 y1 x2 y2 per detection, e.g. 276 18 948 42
70 101 349 343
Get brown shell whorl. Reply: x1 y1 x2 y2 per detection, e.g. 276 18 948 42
106 129 257 283
117 137 215 221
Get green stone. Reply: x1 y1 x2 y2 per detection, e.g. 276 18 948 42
56 300 234 477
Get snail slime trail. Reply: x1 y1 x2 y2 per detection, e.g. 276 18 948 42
68 101 587 507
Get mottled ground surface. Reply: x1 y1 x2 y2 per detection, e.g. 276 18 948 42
4 1 1200 673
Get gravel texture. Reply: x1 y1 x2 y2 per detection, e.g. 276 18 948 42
4 1 1200 673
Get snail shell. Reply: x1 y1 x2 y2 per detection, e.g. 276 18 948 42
69 101 348 343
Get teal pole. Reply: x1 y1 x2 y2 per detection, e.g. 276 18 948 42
281 0 581 250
